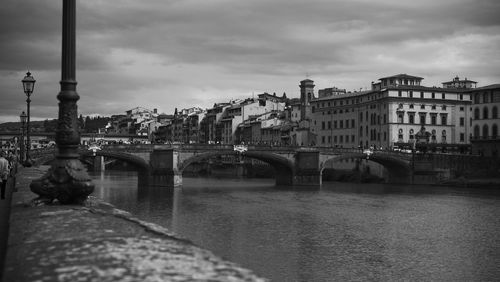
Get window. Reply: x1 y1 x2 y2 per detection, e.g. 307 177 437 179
441 130 447 143
442 93 445 99
460 107 464 111
431 105 436 110
398 114 403 123
441 114 447 125
474 108 480 119
493 107 498 119
359 126 363 137
421 104 425 109
483 124 489 139
460 133 465 142
419 113 426 124
483 93 489 103
328 121 331 129
409 91 413 98
409 104 414 109
409 129 415 140
340 120 343 128
398 129 403 141
398 90 402 97
474 94 480 104
431 92 435 99
322 121 325 130
483 107 489 119
431 114 437 125
460 117 465 126
474 125 480 138
442 105 447 110
409 114 415 124
322 136 325 144
493 124 498 138
460 94 463 100
334 121 337 129
420 92 424 98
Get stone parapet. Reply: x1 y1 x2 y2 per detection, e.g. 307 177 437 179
2 166 266 282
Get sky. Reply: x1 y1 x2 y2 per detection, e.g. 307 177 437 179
1 0 499 123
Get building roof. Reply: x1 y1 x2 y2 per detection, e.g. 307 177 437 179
468 84 500 91
442 76 477 84
378 74 424 81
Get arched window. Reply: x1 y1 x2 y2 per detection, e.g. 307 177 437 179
483 124 489 139
483 107 489 119
474 125 480 138
492 124 498 138
493 106 498 119
474 108 480 119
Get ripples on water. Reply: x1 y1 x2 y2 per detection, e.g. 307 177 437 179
91 171 500 281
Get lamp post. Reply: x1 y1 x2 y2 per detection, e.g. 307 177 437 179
19 111 27 163
30 0 94 204
22 71 35 166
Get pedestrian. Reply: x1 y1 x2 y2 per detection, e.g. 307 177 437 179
0 151 10 199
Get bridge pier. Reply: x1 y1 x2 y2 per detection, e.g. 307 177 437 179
93 155 105 172
150 149 182 187
293 150 322 187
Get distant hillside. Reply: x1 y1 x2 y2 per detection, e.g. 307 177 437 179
0 119 58 133
0 116 112 134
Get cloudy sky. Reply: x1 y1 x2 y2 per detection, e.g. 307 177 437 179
1 0 499 123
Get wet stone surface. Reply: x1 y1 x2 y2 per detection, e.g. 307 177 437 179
3 167 266 282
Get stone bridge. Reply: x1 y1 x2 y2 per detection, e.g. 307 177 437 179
77 144 414 187
34 144 477 187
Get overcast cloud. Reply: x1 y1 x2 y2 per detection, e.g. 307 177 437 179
1 0 499 122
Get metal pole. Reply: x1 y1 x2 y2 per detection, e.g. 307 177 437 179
30 0 94 204
26 97 31 165
20 122 25 163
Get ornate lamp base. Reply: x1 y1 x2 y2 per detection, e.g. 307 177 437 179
30 158 94 205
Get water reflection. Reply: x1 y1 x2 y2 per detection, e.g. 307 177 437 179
91 170 500 281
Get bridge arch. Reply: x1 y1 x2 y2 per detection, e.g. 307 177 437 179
80 151 150 172
321 152 412 183
178 150 295 185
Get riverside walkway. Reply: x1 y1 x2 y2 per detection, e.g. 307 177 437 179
1 166 266 282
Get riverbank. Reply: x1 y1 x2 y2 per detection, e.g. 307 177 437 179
1 166 266 282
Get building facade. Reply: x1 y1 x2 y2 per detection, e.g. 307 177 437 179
310 74 473 150
468 84 500 156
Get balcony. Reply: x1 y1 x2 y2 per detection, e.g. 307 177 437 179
470 135 500 141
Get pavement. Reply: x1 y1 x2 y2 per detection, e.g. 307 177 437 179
1 166 267 282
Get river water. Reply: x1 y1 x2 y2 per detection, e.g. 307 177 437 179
90 170 500 281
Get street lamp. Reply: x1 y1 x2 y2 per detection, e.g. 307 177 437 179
19 111 27 163
22 71 35 167
30 0 94 204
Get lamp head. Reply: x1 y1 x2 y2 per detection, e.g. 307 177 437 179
20 111 27 124
22 71 36 96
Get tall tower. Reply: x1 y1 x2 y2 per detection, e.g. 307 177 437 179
300 79 315 120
